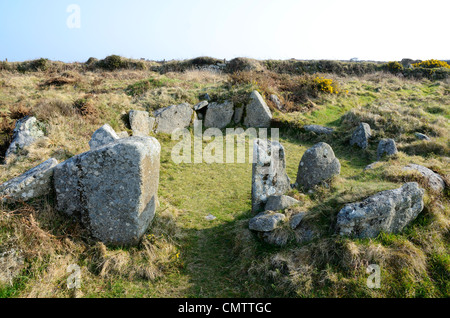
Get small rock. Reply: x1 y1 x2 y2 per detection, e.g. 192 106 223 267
204 101 234 129
244 91 272 128
377 138 398 160
403 164 445 194
0 158 58 202
415 132 431 141
194 101 209 111
304 125 334 135
296 142 341 190
350 123 372 149
336 183 424 238
89 124 119 150
269 94 283 110
364 162 380 171
265 195 300 211
205 214 216 221
290 212 306 230
249 211 286 232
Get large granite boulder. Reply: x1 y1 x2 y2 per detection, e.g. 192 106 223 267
251 139 291 213
403 164 445 194
244 91 272 128
204 101 234 129
129 110 154 136
296 142 341 190
336 183 424 238
54 137 161 246
5 116 45 161
0 158 58 202
249 211 286 232
154 103 193 134
377 138 398 160
89 124 119 150
350 123 371 149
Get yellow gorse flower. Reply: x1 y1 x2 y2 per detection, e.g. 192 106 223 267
313 76 340 94
412 59 450 69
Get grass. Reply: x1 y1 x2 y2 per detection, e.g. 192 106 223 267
0 61 449 298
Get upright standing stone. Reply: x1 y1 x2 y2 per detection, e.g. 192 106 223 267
5 116 45 161
154 103 193 134
0 158 58 202
54 137 161 246
204 101 234 129
251 139 291 213
244 91 272 128
296 142 341 190
377 138 398 160
129 110 154 136
350 123 372 149
89 124 119 150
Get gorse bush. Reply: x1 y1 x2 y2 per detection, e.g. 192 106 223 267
313 76 341 94
387 61 404 73
16 58 49 72
97 55 125 71
413 59 450 69
95 55 147 71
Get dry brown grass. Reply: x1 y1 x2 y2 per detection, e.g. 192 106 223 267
0 196 184 297
40 71 82 88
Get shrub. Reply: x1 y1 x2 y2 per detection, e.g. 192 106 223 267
412 59 450 69
190 56 223 67
226 57 265 73
313 76 340 94
9 104 33 120
73 96 98 118
30 58 49 71
97 55 125 71
387 61 404 73
17 58 49 72
0 61 12 71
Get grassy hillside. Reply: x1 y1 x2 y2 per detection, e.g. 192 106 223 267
0 58 448 298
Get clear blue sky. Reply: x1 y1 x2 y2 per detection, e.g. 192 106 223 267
0 0 448 62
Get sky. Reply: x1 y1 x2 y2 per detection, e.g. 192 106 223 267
0 0 449 63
